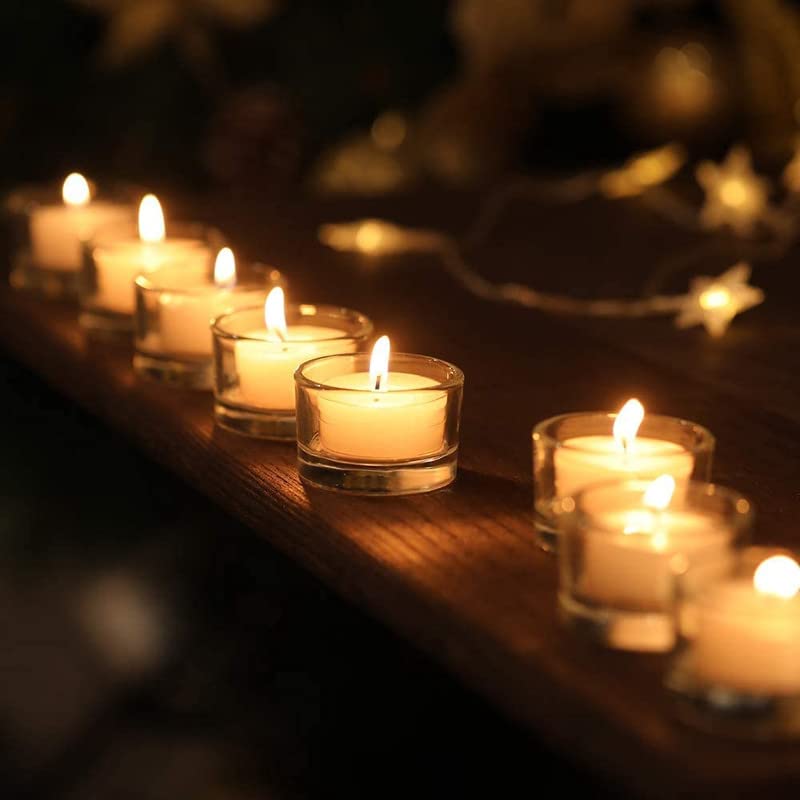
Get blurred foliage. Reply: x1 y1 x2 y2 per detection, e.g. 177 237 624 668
0 0 453 194
71 0 280 71
2 1 800 196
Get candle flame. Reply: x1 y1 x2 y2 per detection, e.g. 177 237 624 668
613 398 645 454
214 247 236 287
62 173 91 207
265 287 287 341
369 335 390 391
643 474 676 511
622 511 656 536
623 474 674 545
138 194 165 243
754 555 800 599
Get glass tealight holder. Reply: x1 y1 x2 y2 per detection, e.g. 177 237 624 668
79 219 221 340
134 263 285 390
212 305 373 440
295 353 464 496
533 412 714 553
557 479 752 653
667 545 800 740
5 183 136 299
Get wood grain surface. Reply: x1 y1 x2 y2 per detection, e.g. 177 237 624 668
2 188 799 798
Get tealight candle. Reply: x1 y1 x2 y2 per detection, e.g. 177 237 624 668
668 546 800 739
317 336 446 461
80 195 214 336
554 399 694 498
691 554 800 695
235 288 351 410
558 477 752 652
212 290 373 439
29 173 134 272
134 248 283 389
93 195 211 315
579 476 711 611
294 341 464 495
533 401 714 551
7 174 137 298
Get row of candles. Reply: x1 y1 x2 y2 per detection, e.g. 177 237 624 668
9 174 800 738
536 399 800 735
9 175 463 492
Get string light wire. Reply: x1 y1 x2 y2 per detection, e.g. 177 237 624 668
318 143 791 335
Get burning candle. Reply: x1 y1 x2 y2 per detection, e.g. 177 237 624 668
317 336 446 460
213 296 372 439
234 287 353 411
553 399 695 500
691 554 800 695
153 248 266 357
29 173 134 271
534 404 714 550
294 344 463 493
559 477 751 652
579 476 731 610
134 248 284 389
91 195 211 315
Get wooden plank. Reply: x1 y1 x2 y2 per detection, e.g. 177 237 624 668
3 192 800 798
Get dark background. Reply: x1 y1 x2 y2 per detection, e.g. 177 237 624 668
4 0 800 195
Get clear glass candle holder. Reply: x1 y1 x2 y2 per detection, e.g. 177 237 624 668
295 353 464 496
79 219 221 340
557 479 752 653
134 262 285 390
212 305 373 440
5 183 136 299
667 545 800 739
533 412 715 552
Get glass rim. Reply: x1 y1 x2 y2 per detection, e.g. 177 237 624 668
212 303 374 343
91 219 221 248
135 267 284 295
4 181 142 212
533 411 715 456
295 351 465 393
563 478 754 539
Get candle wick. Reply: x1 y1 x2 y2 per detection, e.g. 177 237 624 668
374 374 382 391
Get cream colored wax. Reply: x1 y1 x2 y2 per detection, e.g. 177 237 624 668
692 581 800 695
236 326 350 411
554 436 694 500
318 372 446 461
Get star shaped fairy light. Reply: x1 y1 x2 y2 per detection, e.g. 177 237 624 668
674 262 764 338
695 147 769 236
